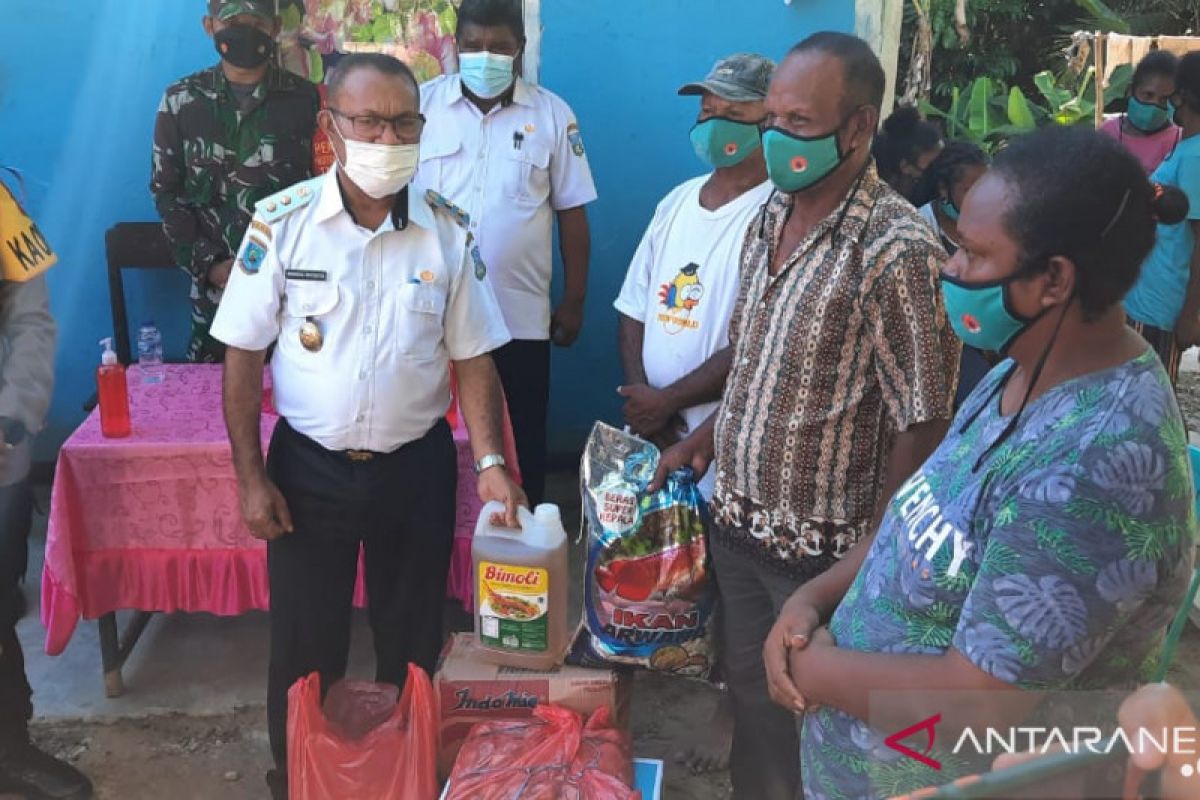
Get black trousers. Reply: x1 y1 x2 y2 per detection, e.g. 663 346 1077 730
0 481 33 749
490 339 550 506
710 534 806 800
265 419 456 771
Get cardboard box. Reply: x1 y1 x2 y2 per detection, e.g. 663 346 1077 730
440 758 662 800
434 633 630 775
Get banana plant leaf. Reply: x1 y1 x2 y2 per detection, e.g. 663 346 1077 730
1007 87 1037 131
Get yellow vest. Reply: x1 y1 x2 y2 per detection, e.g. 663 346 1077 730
0 168 56 282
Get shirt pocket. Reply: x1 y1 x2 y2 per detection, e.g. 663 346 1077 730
283 281 340 354
416 133 463 191
503 141 551 206
182 143 225 205
396 283 446 359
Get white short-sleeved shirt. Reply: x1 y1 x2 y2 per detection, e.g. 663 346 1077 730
613 175 771 497
211 168 511 453
418 75 598 340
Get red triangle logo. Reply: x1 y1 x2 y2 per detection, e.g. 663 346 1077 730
884 713 943 771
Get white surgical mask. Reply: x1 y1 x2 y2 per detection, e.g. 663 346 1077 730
458 51 515 100
330 123 419 199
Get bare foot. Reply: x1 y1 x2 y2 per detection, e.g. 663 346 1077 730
673 689 733 774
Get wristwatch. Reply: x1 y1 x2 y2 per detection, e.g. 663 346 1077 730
474 453 507 475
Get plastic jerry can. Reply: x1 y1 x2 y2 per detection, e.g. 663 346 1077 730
473 502 569 670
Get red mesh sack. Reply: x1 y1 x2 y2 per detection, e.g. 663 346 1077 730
445 704 639 800
288 664 439 800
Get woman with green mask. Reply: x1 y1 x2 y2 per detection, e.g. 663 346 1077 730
763 124 1193 800
1100 49 1181 174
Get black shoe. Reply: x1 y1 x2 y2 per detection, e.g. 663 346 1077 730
0 741 92 799
265 768 288 800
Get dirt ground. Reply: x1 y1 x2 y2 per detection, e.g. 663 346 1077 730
18 629 1200 800
15 372 1200 800
20 670 731 800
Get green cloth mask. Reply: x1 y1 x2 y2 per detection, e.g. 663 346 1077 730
940 195 960 222
690 117 762 168
762 125 848 193
1127 97 1174 133
941 272 1037 353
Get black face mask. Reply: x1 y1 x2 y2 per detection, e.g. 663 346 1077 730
214 25 274 70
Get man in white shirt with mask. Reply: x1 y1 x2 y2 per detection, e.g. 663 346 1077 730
419 0 598 506
613 52 774 777
210 53 524 800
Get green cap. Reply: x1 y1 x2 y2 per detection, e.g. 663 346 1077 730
208 0 274 21
678 53 775 102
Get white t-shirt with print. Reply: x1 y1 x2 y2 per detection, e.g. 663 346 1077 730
614 175 772 497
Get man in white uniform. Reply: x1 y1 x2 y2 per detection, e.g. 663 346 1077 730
613 53 774 777
210 53 525 800
419 0 598 505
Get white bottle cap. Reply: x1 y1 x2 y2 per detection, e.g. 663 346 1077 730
99 337 118 366
533 503 562 527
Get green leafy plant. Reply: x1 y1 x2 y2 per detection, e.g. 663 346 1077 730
922 62 1134 152
920 76 1042 152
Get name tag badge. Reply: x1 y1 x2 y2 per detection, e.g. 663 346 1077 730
285 269 328 282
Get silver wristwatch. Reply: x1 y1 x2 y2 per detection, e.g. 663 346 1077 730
474 453 507 474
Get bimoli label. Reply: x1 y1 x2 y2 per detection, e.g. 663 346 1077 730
478 561 549 652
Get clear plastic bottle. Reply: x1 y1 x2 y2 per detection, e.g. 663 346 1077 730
472 502 569 669
96 338 131 438
137 320 164 384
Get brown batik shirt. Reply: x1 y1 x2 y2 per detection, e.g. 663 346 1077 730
711 165 960 580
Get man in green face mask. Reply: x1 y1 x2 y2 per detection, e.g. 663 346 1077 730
614 52 773 776
652 32 960 800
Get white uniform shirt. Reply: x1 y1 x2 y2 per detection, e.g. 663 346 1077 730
613 175 772 497
418 75 598 340
211 168 511 453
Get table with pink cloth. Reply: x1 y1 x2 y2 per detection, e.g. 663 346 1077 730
42 364 517 669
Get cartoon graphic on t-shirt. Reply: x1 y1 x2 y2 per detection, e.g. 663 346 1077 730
657 263 704 334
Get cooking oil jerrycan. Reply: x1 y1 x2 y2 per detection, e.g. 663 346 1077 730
473 502 570 670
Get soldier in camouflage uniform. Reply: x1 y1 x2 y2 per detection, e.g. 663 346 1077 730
151 0 319 363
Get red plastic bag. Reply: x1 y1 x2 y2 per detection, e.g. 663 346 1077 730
445 704 640 800
288 664 439 800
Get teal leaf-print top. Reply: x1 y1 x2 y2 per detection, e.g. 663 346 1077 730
801 351 1195 800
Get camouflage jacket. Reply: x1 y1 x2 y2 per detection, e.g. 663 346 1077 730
150 63 318 294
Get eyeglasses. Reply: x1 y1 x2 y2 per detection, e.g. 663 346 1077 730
329 109 426 140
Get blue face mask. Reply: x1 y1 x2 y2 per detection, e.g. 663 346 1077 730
459 51 515 100
1127 96 1175 133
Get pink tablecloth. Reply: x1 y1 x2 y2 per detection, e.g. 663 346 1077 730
42 364 516 656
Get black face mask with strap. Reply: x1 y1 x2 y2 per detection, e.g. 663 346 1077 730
214 25 274 70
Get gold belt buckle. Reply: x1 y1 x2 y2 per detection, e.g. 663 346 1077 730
346 450 375 462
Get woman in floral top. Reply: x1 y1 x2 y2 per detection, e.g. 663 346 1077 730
763 126 1195 799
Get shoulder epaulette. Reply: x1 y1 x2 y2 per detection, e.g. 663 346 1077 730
255 177 321 223
425 189 471 230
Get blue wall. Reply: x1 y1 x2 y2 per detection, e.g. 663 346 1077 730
1 0 851 462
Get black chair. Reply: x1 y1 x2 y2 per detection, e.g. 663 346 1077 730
105 222 177 365
92 222 178 696
83 223 177 414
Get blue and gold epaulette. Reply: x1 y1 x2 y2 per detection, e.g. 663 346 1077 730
255 176 321 223
425 189 471 230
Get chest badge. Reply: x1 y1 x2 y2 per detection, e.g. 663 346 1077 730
299 316 323 352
